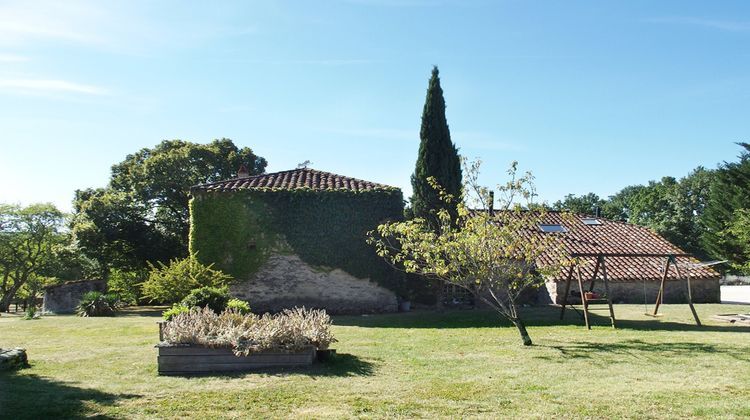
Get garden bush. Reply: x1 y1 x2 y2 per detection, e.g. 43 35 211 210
77 291 120 317
106 269 146 305
162 306 336 355
226 298 251 314
162 304 190 321
180 286 231 313
141 255 232 304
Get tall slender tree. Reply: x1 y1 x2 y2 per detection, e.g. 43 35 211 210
410 66 462 227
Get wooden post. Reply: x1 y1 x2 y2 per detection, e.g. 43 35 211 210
653 256 672 316
672 260 701 326
588 256 601 292
559 265 575 320
600 255 616 328
577 265 591 330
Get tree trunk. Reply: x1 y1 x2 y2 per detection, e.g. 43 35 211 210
511 317 533 346
0 282 23 313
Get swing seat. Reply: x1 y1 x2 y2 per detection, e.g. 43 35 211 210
643 313 663 318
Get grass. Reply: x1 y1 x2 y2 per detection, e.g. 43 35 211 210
1 304 749 419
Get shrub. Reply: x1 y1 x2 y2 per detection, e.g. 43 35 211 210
162 306 336 355
180 286 231 313
141 255 233 304
162 304 190 321
22 305 39 320
77 291 120 317
226 298 251 314
107 269 146 305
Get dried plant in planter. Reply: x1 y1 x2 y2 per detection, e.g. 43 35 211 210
161 307 336 356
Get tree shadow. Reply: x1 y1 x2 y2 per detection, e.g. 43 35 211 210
333 310 506 329
333 307 750 333
535 339 750 363
0 371 139 419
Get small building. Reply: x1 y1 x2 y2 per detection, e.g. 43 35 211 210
532 212 720 304
189 168 405 314
42 279 106 314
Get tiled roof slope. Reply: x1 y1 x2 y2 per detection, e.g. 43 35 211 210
480 210 719 282
192 168 398 193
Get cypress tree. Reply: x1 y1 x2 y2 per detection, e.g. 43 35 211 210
410 66 462 227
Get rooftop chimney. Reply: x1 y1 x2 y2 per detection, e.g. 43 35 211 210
237 164 250 179
594 206 602 218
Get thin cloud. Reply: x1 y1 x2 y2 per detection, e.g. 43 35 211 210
0 79 109 95
0 53 29 62
644 17 750 32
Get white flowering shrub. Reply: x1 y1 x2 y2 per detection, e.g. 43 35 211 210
161 306 336 355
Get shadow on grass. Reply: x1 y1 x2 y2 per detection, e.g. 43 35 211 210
117 305 168 318
536 339 750 362
333 306 750 333
0 371 139 419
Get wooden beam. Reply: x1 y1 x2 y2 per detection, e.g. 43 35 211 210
653 256 671 316
600 256 616 328
672 260 702 326
571 252 691 258
559 264 575 320
588 256 602 293
577 265 591 330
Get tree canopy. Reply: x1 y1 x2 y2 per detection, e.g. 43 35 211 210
72 139 267 272
0 203 65 311
410 66 462 227
702 143 750 272
371 161 566 346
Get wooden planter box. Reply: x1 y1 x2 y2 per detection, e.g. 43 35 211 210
157 345 316 375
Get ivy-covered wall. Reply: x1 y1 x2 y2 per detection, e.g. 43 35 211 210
189 188 407 294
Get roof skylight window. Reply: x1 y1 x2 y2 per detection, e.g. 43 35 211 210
539 224 567 233
581 218 603 226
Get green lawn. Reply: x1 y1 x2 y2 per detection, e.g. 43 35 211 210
1 304 749 419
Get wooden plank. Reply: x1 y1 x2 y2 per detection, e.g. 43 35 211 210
559 265 575 320
600 256 616 329
571 252 691 258
156 346 316 375
672 260 702 326
158 354 315 365
653 257 671 316
588 256 602 293
577 265 591 330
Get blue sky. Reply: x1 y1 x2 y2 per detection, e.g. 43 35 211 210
0 0 748 212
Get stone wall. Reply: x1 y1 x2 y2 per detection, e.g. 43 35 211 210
230 254 398 314
541 277 721 304
42 280 106 314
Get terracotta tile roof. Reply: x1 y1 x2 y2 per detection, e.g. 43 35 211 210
192 168 398 193
477 210 720 282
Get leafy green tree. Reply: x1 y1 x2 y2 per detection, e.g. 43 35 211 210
552 193 606 215
410 66 462 227
702 143 750 272
72 139 267 272
371 161 566 346
141 255 233 304
725 209 750 273
0 204 65 311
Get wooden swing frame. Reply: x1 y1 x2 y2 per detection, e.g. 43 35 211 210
558 252 701 329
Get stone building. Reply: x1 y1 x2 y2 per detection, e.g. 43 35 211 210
42 279 106 314
530 212 721 304
189 167 405 314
